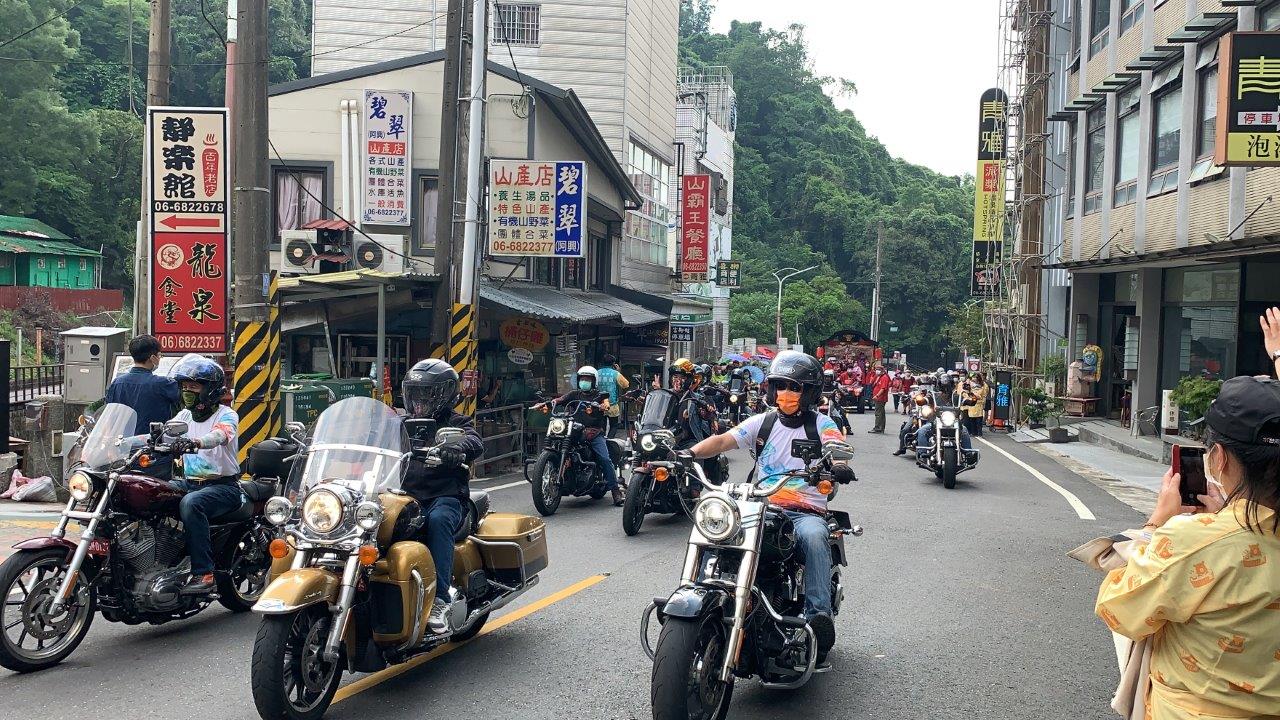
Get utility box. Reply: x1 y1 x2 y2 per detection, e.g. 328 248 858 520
61 327 129 404
280 383 331 428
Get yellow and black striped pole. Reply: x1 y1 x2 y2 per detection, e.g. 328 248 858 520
232 271 282 463
449 302 478 416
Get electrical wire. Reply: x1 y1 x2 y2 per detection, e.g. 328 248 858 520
199 0 226 45
0 0 86 50
492 1 527 90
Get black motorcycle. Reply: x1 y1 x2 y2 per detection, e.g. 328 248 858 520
529 398 625 516
641 439 859 719
622 389 703 536
724 374 750 426
916 404 980 489
818 389 850 435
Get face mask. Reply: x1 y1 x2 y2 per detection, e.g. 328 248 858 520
180 390 199 409
1205 445 1225 495
578 380 593 391
776 389 801 415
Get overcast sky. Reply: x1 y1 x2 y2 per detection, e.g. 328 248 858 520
711 0 1003 178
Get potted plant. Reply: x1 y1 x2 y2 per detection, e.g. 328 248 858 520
1170 376 1222 440
1018 386 1051 429
1038 354 1068 398
1044 396 1069 443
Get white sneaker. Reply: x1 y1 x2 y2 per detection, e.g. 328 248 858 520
427 597 449 634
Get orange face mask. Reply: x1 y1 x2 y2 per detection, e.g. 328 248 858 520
775 389 801 415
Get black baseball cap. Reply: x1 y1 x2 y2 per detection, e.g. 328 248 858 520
1204 376 1280 446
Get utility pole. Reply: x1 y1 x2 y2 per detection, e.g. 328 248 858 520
225 0 238 177
134 0 171 333
229 0 279 457
870 221 883 341
431 0 468 356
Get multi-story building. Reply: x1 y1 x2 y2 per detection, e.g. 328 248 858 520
1030 0 1280 424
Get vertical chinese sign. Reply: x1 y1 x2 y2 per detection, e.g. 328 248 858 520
972 88 1007 297
715 260 741 288
148 107 228 353
487 159 587 257
680 174 711 282
363 90 413 225
1215 32 1280 166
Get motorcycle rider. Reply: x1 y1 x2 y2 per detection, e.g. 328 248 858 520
548 366 624 506
915 405 977 461
685 350 855 662
893 388 932 456
157 356 242 596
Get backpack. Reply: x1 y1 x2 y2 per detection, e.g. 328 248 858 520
748 410 820 482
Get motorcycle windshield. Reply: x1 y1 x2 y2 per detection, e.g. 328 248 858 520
289 396 408 498
728 378 744 393
79 403 139 468
639 389 679 432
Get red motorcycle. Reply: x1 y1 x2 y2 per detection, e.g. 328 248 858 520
0 403 289 673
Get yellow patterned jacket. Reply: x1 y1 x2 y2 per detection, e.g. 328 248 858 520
1096 502 1280 719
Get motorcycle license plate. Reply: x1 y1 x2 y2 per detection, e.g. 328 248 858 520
87 539 110 556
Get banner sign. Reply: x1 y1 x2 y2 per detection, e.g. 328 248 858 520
488 160 587 257
680 174 711 282
498 317 550 351
993 370 1012 422
971 88 1007 296
147 107 228 353
716 260 741 288
1215 33 1280 166
670 325 695 343
362 90 412 225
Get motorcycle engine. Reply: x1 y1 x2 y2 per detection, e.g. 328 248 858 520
116 520 190 612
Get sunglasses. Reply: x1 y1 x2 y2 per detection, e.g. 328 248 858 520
772 380 804 392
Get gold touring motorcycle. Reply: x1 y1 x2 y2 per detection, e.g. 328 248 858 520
249 396 548 720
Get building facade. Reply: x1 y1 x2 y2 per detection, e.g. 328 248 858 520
1035 0 1280 425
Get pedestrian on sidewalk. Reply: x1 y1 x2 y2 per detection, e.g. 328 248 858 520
105 335 180 435
868 365 891 433
1094 375 1280 720
964 373 988 437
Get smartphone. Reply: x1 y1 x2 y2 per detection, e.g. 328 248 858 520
1173 445 1207 506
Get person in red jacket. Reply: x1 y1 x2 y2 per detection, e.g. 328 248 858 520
868 365 893 433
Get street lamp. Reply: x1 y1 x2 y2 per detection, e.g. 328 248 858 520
772 265 817 349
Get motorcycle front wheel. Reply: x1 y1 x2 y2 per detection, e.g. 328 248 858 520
942 448 958 489
251 608 343 720
531 452 563 516
622 472 649 536
0 548 96 673
651 616 734 720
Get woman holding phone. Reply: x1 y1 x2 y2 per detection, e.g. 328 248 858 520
1095 375 1280 719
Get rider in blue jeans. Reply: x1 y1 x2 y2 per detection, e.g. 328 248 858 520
551 366 624 506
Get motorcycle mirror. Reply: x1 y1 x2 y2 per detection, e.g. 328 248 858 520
164 420 189 437
286 421 305 435
435 426 465 444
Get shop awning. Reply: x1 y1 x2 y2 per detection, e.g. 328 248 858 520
479 280 619 323
278 269 440 301
574 291 667 326
1041 234 1280 272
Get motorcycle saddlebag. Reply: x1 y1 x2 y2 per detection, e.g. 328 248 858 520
474 513 548 586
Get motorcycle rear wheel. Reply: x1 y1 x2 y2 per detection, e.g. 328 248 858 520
622 473 649 536
531 452 562 517
218 527 272 613
251 608 343 720
651 616 734 720
0 548 96 673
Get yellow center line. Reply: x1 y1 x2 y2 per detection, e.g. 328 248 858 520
333 572 609 703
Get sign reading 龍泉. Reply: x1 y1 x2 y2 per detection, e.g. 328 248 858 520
972 88 1007 297
680 174 711 282
363 90 412 226
147 106 229 353
1215 32 1280 166
488 160 587 257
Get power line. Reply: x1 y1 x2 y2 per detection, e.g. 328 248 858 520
0 0 86 50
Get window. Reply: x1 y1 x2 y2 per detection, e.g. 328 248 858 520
1067 119 1078 217
1264 2 1280 31
78 258 87 271
1189 44 1224 184
1119 0 1143 35
57 258 66 269
1115 88 1140 206
417 176 440 255
493 3 540 46
1149 65 1182 196
273 168 325 241
624 142 672 266
1090 0 1110 57
1069 0 1082 68
1085 107 1105 214
1160 265 1241 392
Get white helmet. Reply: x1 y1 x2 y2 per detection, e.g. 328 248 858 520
575 365 599 390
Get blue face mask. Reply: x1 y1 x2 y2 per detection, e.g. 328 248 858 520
578 379 593 391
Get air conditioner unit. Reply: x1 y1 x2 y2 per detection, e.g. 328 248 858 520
279 230 320 275
351 233 406 274
714 174 729 215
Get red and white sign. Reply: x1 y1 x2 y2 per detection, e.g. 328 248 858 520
147 107 228 354
362 89 412 226
680 174 711 282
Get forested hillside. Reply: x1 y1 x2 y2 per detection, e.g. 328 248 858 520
680 2 975 361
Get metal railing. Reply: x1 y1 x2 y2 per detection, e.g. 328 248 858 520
10 364 64 405
474 402 525 475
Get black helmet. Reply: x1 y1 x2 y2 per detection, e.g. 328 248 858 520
171 355 226 419
693 363 712 388
402 358 460 419
766 350 823 411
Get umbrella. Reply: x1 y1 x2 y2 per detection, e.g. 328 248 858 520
721 353 750 363
754 347 776 360
745 365 765 383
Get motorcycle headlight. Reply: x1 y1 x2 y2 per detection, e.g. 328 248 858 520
940 410 958 427
302 489 344 534
354 501 383 531
694 495 740 543
264 496 293 526
921 406 935 418
548 418 567 436
640 434 657 452
729 394 739 403
67 471 93 501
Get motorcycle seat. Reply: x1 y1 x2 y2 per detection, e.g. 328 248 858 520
241 478 276 502
454 490 491 542
214 499 254 524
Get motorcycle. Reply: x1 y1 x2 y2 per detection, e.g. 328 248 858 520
916 404 980 489
250 396 546 720
838 382 865 414
641 439 859 719
724 375 749 426
0 403 284 673
529 397 625 516
623 389 706 536
818 389 850 435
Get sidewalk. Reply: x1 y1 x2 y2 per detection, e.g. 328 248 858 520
0 500 62 562
1010 425 1166 515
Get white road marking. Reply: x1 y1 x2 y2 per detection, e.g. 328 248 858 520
474 479 528 492
974 436 1096 520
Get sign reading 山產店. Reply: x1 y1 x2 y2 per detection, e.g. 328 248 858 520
1215 32 1280 167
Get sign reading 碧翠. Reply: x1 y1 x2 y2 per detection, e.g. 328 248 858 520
147 107 228 354
680 175 711 282
488 160 587 257
1215 32 1280 166
363 90 412 226
972 88 1007 297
